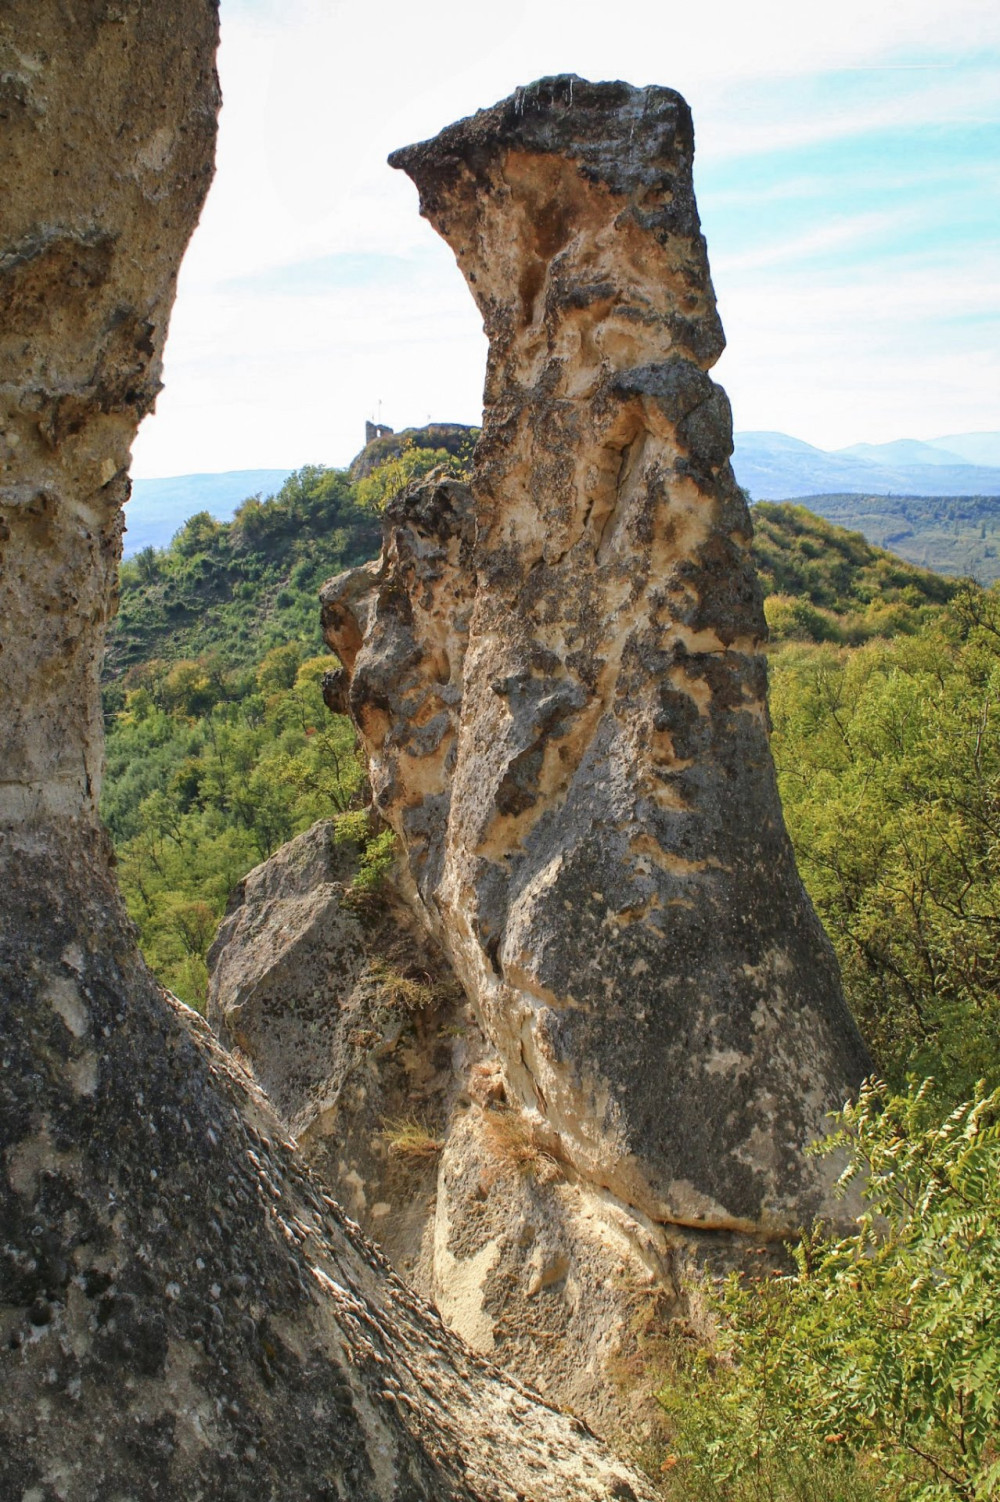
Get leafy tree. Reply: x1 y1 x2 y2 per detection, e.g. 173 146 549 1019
770 586 1000 1098
173 509 222 557
355 445 459 511
102 653 366 1007
660 1081 1000 1502
134 544 160 583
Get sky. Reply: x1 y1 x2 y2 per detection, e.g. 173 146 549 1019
130 0 1000 479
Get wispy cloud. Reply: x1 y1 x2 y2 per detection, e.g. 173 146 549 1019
133 0 1000 476
713 209 913 274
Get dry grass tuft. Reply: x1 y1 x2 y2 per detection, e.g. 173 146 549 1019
371 960 437 1013
481 1108 561 1181
379 1114 444 1161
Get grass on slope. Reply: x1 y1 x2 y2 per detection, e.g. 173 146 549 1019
780 492 1000 584
752 501 958 644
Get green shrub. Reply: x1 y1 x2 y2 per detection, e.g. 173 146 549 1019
659 1081 1000 1502
355 446 458 512
770 588 1000 1098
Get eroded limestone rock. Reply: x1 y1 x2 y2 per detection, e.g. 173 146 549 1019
2 831 655 1500
323 77 871 1238
207 820 706 1445
207 820 466 1268
0 16 654 1497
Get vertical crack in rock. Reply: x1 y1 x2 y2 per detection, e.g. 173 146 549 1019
0 17 654 1498
323 76 872 1236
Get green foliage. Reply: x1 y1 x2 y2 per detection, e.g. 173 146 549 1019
752 503 957 644
798 494 1000 586
770 584 1000 1098
100 472 1000 1502
102 650 365 1009
659 1081 1000 1502
110 465 380 674
354 445 459 512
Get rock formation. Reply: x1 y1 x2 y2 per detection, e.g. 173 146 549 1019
322 76 871 1240
207 820 710 1445
0 14 655 1497
207 820 467 1274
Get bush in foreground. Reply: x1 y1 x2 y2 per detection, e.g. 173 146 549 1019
659 1080 1000 1502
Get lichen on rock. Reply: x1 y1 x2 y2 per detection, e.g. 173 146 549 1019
323 76 872 1239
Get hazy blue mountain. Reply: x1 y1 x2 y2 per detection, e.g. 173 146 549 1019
124 469 294 556
733 431 1000 501
121 430 1000 562
837 439 968 467
932 432 1000 468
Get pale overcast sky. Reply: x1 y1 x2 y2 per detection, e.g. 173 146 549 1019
131 0 1000 478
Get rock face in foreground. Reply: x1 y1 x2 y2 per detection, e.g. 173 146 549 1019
207 821 468 1270
323 77 871 1236
3 831 653 1500
0 16 653 1498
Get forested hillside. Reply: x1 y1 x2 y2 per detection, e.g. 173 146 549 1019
107 465 380 674
101 451 448 1000
753 502 957 641
102 474 992 1043
782 491 1000 583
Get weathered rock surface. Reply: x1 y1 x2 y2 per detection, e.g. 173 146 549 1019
206 820 466 1270
323 76 871 1238
0 16 656 1498
208 820 741 1448
3 829 655 1500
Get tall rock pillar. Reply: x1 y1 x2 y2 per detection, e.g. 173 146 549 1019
324 76 871 1235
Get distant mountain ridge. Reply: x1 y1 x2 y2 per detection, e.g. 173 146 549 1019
733 430 1000 502
122 430 1000 569
124 469 295 556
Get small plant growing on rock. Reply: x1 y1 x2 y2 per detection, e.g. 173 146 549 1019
334 809 397 904
379 1115 444 1162
482 1107 561 1182
371 960 436 1013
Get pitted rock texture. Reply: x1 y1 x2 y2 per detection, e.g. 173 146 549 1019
323 76 871 1237
208 820 725 1445
0 1 218 826
206 820 466 1267
1 828 655 1501
0 16 654 1498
